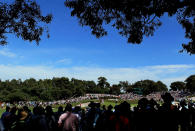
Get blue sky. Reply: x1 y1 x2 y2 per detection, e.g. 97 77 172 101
0 0 195 87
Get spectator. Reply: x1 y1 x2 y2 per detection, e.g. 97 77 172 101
10 110 28 131
58 103 79 131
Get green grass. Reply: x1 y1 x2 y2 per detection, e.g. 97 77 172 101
101 99 138 107
0 108 5 116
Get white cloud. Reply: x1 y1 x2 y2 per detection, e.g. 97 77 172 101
0 48 16 58
56 58 72 65
0 64 194 88
148 64 195 70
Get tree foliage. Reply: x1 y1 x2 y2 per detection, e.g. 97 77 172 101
1 0 194 54
0 76 170 102
0 77 108 102
65 0 195 54
97 77 109 88
156 81 168 92
131 79 168 95
170 81 185 91
0 0 52 45
2 74 195 102
185 75 195 92
119 81 131 93
109 84 121 95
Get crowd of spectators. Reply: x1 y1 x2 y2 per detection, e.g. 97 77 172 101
0 96 90 109
120 91 194 101
0 92 194 131
119 93 143 100
0 91 194 109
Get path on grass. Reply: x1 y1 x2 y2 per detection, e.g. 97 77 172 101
77 102 90 108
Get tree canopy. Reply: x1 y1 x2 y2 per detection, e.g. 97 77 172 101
65 0 195 54
130 80 168 95
0 74 195 102
185 75 195 92
0 76 170 102
1 0 194 54
170 81 185 91
0 0 52 45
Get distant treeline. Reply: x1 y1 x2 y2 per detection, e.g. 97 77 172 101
0 75 194 102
